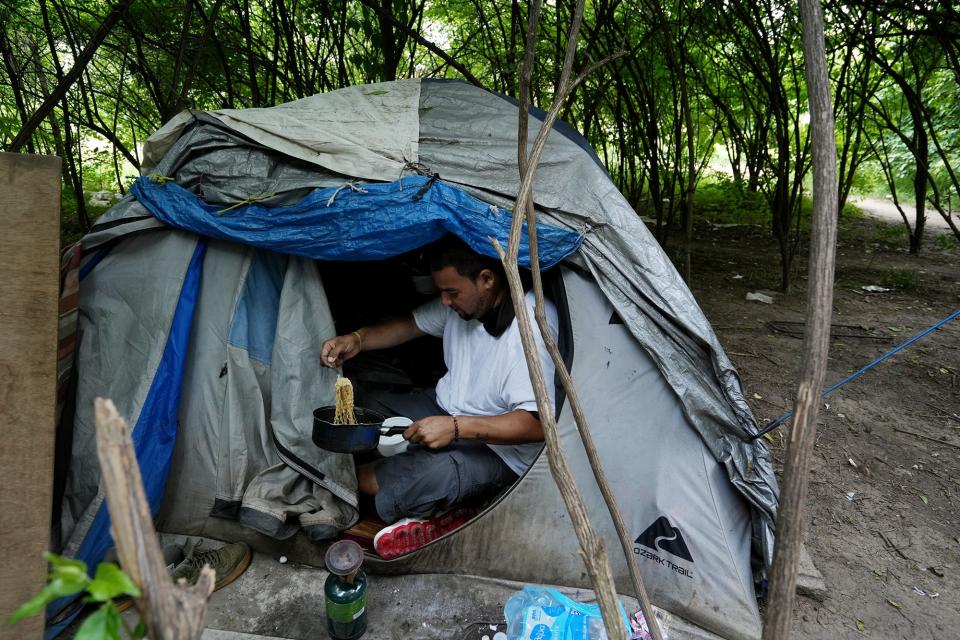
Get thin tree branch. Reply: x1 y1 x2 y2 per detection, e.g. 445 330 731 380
354 0 485 88
9 0 136 151
498 1 658 638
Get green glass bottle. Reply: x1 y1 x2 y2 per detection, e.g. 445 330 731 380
324 540 368 640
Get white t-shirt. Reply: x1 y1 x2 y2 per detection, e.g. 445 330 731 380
412 290 558 475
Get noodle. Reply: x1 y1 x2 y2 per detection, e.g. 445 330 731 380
333 377 358 425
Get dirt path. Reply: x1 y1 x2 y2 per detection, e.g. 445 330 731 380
688 216 959 639
852 196 956 233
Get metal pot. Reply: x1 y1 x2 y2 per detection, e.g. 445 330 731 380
312 406 408 453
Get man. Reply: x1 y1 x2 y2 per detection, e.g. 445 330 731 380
320 235 558 558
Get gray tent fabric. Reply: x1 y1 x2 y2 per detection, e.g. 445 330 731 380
61 78 778 639
416 80 777 567
62 231 200 558
141 80 421 180
362 267 762 639
157 243 358 541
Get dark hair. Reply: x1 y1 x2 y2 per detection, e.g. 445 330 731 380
427 235 505 282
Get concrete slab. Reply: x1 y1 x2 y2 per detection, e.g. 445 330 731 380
197 550 722 640
796 545 828 602
202 551 512 639
203 631 295 640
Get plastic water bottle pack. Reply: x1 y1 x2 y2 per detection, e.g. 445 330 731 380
503 586 633 640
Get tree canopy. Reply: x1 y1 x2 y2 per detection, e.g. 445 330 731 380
2 0 958 286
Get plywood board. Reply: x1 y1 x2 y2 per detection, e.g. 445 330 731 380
0 152 62 639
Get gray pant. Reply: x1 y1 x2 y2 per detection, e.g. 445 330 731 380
363 389 517 523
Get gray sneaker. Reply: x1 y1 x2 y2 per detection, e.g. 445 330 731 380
170 541 252 591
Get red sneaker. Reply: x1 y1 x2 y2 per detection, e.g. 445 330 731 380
373 509 476 559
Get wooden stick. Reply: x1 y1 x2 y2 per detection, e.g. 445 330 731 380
893 427 960 450
922 401 960 424
493 2 655 638
763 0 838 637
515 98 663 640
876 531 912 561
94 398 214 640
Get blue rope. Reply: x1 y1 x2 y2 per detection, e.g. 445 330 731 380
752 307 960 440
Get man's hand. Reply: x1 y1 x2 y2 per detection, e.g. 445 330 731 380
404 415 456 449
320 333 361 368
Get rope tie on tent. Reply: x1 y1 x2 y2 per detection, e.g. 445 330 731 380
411 173 439 202
577 221 604 239
751 307 960 441
326 181 368 207
397 162 434 189
215 192 278 215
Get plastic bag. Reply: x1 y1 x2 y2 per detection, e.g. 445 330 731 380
503 586 633 640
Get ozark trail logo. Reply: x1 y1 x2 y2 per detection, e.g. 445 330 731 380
633 516 694 578
635 516 694 561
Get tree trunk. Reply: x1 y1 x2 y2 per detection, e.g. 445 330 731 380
763 0 838 635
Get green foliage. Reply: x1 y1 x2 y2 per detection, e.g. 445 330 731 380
6 552 141 640
840 201 866 220
1 0 957 262
849 162 891 198
874 222 908 244
693 177 770 226
935 233 959 252
881 268 924 293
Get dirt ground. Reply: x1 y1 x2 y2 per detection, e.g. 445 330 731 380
685 211 960 639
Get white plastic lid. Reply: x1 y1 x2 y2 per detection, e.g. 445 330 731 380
379 417 411 457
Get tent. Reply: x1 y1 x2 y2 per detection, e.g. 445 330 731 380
54 78 779 639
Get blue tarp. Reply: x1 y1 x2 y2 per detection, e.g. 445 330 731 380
131 175 583 269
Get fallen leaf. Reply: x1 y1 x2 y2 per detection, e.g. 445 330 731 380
920 495 929 505
763 433 774 443
856 619 865 632
886 599 901 609
753 393 763 400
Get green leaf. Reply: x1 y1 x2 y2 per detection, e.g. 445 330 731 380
46 552 89 584
8 563 92 622
6 587 58 623
87 563 140 602
855 619 865 632
75 603 121 640
132 621 147 639
920 495 928 505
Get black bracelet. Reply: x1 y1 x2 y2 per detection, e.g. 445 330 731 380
453 415 460 442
